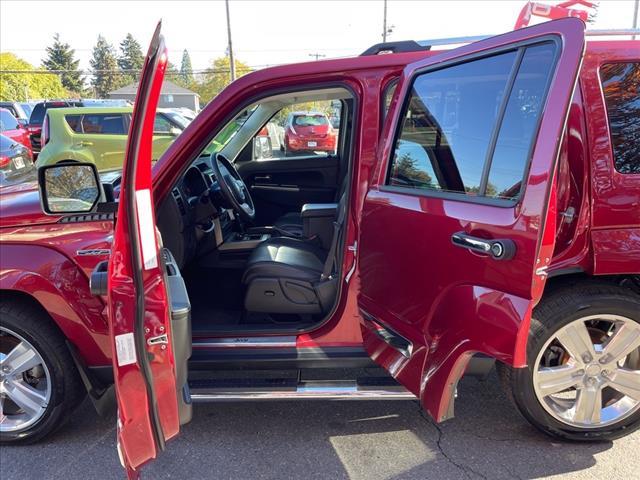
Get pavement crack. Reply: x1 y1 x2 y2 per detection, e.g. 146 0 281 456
418 408 489 480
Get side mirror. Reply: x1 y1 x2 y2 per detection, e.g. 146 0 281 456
169 127 182 136
38 162 103 214
252 135 272 160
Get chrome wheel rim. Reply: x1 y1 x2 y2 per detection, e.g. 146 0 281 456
0 327 52 433
533 314 640 429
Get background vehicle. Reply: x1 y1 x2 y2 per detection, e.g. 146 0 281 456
19 102 36 119
26 100 82 153
0 134 35 186
0 108 32 152
35 106 185 172
0 102 29 125
284 111 337 156
0 18 638 478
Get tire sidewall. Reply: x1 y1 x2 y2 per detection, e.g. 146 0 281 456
512 292 640 441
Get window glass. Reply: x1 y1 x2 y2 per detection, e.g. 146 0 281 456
154 114 175 133
65 115 83 133
81 114 126 134
487 42 556 199
0 109 19 130
388 51 517 194
600 62 640 174
253 100 342 161
383 80 398 119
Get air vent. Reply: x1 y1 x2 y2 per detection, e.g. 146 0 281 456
172 188 186 216
59 212 114 223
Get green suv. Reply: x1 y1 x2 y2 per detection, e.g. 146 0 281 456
36 107 188 172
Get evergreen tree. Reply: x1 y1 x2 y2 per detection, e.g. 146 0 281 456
180 49 193 86
118 33 144 84
42 33 83 93
90 35 122 98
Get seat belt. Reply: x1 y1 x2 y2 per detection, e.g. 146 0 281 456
321 193 347 280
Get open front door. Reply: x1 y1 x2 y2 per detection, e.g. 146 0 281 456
107 23 192 476
358 18 585 422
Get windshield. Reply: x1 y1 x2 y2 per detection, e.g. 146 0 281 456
164 111 190 129
0 110 19 131
201 108 254 156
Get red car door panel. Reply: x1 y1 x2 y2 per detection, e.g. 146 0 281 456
107 23 191 476
358 18 585 422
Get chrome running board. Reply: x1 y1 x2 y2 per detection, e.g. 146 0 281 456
189 378 416 402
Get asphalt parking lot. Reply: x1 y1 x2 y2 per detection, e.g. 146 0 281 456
1 370 638 480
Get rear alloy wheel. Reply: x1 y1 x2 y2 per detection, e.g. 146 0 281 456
533 314 640 429
499 283 640 441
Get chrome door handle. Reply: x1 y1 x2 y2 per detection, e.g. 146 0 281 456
451 232 516 260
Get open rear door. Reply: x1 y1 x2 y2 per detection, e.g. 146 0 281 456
357 18 585 421
107 22 192 477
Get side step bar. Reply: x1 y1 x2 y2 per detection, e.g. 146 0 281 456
189 378 416 402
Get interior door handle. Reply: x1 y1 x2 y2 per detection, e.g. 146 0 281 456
254 175 272 183
451 232 516 260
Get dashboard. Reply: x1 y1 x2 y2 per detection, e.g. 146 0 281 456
156 155 235 268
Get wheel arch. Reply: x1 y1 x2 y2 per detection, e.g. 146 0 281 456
0 244 111 366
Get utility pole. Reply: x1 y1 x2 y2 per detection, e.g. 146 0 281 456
225 0 236 82
633 0 639 40
382 0 388 42
309 53 326 61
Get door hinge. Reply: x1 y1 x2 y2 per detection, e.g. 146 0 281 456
147 334 169 346
560 207 576 224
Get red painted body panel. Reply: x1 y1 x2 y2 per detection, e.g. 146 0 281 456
580 41 640 274
357 19 586 421
107 28 180 473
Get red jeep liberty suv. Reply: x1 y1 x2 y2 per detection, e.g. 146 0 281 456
0 17 638 477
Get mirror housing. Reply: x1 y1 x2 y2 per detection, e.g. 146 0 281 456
38 162 104 215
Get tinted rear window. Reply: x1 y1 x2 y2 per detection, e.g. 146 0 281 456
65 115 83 133
293 115 328 126
29 104 46 125
600 62 640 174
0 134 15 149
388 42 557 201
81 114 126 134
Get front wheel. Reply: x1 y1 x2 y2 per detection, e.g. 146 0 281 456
0 300 85 444
499 282 640 441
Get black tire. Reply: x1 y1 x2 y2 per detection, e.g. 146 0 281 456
498 281 640 441
0 299 85 444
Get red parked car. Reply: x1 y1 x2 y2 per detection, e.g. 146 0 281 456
0 18 639 478
0 108 32 154
284 111 337 156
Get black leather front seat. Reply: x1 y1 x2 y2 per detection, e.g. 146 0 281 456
243 194 346 314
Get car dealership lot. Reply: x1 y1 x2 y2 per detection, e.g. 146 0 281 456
1 371 638 480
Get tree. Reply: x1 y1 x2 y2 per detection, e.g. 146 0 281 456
0 53 66 101
90 35 122 98
194 56 251 103
42 33 83 93
179 49 193 86
118 33 144 85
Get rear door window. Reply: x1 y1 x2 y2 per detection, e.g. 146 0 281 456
387 41 557 202
65 115 83 133
600 62 640 174
80 114 126 134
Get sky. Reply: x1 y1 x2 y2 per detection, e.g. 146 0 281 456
0 0 637 73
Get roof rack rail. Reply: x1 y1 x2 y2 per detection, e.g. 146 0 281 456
361 28 640 56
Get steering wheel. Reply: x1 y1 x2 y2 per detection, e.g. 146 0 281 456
210 152 255 222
